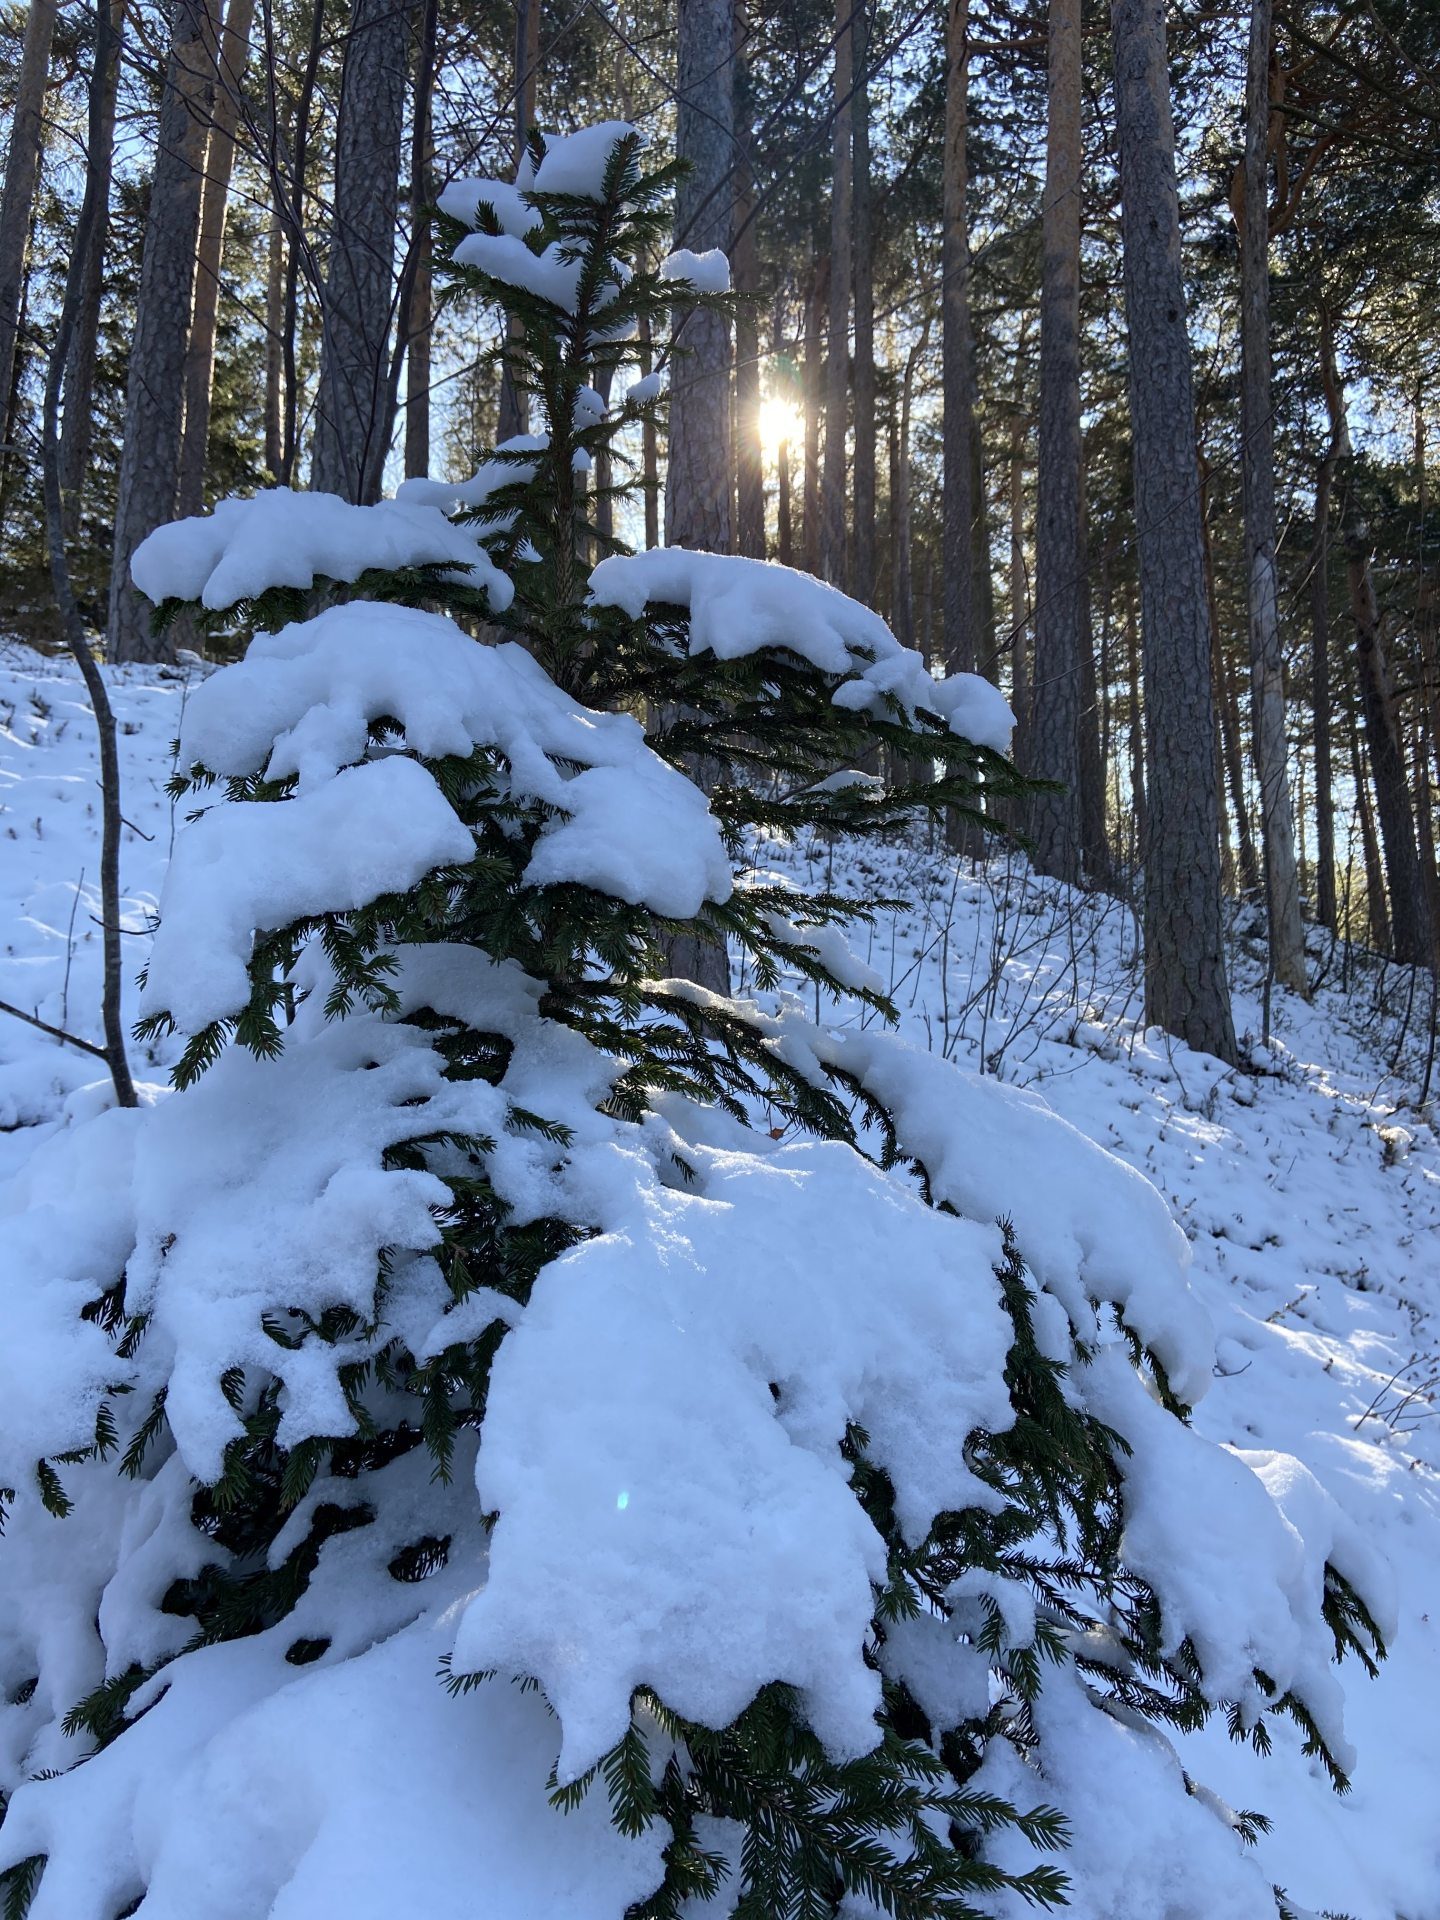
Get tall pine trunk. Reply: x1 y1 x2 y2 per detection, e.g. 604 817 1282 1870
1321 312 1430 962
108 0 218 663
941 0 977 679
1027 0 1085 883
665 0 735 554
0 0 58 502
733 4 764 558
177 0 258 518
820 0 853 586
497 0 540 443
1236 0 1306 990
310 0 414 502
404 0 438 480
851 4 877 606
1111 0 1236 1062
803 254 826 573
59 0 125 545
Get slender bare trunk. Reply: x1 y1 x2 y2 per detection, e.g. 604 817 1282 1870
178 0 258 518
942 0 976 679
803 254 826 573
108 0 219 662
1028 0 1084 881
1322 312 1430 962
639 309 659 549
1349 708 1390 952
497 0 540 442
44 0 136 1108
404 0 437 479
733 5 764 558
264 212 285 477
1236 0 1306 989
1308 406 1340 930
59 0 125 544
665 0 735 554
851 3 876 606
0 0 58 479
820 0 853 585
1111 0 1236 1061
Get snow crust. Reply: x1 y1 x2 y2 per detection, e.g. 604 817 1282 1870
130 488 513 614
532 121 641 196
588 548 1015 752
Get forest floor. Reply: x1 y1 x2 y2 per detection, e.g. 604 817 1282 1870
2 638 1438 1919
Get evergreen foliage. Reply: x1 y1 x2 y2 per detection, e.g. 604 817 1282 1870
0 123 1386 1920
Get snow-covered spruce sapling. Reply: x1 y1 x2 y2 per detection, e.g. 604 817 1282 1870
0 123 1390 1920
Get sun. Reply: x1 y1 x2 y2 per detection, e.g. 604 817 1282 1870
757 394 804 459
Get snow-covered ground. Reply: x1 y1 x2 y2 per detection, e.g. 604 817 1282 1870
2 640 1438 1918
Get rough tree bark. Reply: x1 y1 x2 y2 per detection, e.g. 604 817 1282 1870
665 0 735 555
851 1 876 606
177 0 258 518
941 0 977 679
1307 383 1342 931
1027 0 1085 883
108 0 219 663
497 0 540 443
0 0 58 484
803 253 826 574
310 0 414 502
1321 309 1430 963
1111 0 1237 1062
733 2 765 558
59 0 126 543
820 0 853 586
404 0 438 480
665 0 736 992
1235 0 1306 991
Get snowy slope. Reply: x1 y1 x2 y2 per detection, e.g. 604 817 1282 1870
1 642 1437 1918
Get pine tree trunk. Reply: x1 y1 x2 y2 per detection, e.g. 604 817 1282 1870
803 254 826 574
280 0 329 483
1077 476 1110 883
733 5 764 559
1006 366 1030 751
1308 421 1340 930
404 0 437 481
264 212 286 478
58 0 125 545
497 0 540 443
176 0 257 519
665 0 734 555
1027 0 1084 883
941 0 976 679
0 0 57 488
1320 320 1430 962
820 0 853 586
851 6 876 607
639 309 659 549
665 0 735 992
108 0 219 663
311 0 414 502
1111 0 1236 1062
1199 454 1262 897
1349 708 1390 952
1237 0 1306 991
1125 579 1147 865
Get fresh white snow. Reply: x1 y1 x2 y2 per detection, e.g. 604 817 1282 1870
2 643 1439 1917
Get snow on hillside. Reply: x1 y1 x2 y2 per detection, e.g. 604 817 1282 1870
2 640 1438 1919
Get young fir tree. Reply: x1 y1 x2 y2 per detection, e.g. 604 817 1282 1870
0 123 1388 1920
